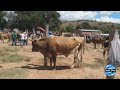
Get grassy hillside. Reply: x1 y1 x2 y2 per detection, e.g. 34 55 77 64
60 20 120 34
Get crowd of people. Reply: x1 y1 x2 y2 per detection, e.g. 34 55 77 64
10 29 55 48
11 31 28 47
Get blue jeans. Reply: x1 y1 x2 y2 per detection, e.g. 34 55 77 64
20 40 24 47
12 38 16 45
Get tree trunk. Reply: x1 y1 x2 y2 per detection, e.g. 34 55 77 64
32 28 35 39
45 24 49 37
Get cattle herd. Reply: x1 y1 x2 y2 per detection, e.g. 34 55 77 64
0 30 109 70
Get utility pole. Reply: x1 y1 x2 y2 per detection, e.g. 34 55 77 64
45 24 49 37
44 11 50 66
45 12 49 37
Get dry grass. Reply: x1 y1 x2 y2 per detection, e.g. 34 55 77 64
0 41 120 79
0 46 31 63
0 68 28 79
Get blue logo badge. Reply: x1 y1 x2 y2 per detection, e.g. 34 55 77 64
104 64 116 76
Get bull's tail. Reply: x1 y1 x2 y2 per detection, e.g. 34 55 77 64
80 45 83 62
83 35 86 54
71 44 82 68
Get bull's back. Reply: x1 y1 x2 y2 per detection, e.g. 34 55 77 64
48 37 79 54
1 34 9 39
92 38 105 44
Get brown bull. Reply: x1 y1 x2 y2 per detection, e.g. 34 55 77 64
32 36 84 69
91 37 105 49
0 33 11 43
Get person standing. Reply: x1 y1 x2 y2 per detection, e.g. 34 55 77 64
20 32 25 47
11 31 17 46
48 31 54 36
24 32 28 45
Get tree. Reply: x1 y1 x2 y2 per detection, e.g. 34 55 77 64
81 22 91 29
44 11 62 31
61 28 66 32
66 24 75 32
76 24 81 30
0 11 7 29
6 11 61 32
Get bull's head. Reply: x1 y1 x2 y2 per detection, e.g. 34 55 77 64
30 38 48 52
31 39 39 52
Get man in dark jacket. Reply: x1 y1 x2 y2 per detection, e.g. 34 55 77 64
12 31 17 46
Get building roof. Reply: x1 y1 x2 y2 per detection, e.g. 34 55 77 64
78 29 101 32
101 34 109 36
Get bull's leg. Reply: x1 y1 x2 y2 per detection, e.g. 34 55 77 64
80 51 82 62
71 59 76 68
53 56 56 70
8 38 10 43
103 49 106 59
78 46 82 68
44 56 47 67
71 49 78 68
94 43 96 49
101 43 104 49
77 54 80 68
71 45 82 68
50 58 52 67
82 45 85 54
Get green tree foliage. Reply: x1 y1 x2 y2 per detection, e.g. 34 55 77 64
66 24 75 32
61 28 66 32
0 11 7 29
81 22 91 29
6 11 61 32
76 24 81 30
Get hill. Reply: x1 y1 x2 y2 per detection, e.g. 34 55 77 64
60 20 120 34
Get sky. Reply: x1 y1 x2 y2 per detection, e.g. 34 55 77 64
57 11 120 24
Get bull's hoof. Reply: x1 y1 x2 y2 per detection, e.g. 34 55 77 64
71 65 74 69
71 65 80 69
48 66 53 70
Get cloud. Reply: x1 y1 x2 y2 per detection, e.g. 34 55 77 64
57 11 120 24
96 16 120 23
98 11 114 16
98 11 120 17
57 11 97 21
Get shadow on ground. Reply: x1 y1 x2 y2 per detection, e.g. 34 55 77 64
17 64 70 70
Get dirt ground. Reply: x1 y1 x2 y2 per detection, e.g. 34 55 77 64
0 40 120 79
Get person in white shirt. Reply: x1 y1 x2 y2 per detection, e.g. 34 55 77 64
24 32 28 45
20 32 25 47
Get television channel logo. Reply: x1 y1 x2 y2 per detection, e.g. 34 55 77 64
104 64 116 76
